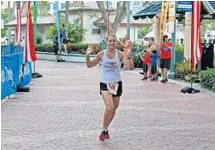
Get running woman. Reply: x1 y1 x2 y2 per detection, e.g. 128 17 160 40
86 34 134 141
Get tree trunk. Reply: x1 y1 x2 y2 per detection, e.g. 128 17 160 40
65 1 69 27
96 1 127 35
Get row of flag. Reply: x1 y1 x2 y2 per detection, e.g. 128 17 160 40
16 1 37 63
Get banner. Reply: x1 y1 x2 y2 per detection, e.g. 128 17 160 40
159 1 169 40
1 46 32 100
19 62 32 87
1 54 20 99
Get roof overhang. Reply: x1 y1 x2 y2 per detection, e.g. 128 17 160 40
133 1 215 20
5 16 55 27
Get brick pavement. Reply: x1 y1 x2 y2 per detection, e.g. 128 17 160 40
1 60 215 150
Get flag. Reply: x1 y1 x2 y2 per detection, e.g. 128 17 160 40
24 1 37 62
16 1 21 45
54 1 61 50
191 1 202 71
159 1 169 40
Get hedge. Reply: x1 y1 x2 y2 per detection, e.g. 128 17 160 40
200 68 215 91
35 43 89 53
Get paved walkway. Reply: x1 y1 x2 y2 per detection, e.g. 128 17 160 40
2 60 215 150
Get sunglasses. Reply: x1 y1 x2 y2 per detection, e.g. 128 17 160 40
108 40 116 43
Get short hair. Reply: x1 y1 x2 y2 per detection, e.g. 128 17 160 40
62 24 65 27
163 35 168 38
106 34 117 41
149 37 155 42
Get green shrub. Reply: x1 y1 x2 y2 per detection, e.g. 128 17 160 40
175 43 184 64
200 68 215 91
37 36 43 44
72 42 88 52
132 55 142 68
175 59 199 81
35 42 89 54
36 43 54 53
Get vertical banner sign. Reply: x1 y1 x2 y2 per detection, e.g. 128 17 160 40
168 1 175 33
159 1 169 39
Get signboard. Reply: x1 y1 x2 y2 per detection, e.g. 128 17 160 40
159 1 169 39
177 1 192 12
168 1 175 33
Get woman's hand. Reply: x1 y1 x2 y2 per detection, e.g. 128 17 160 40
86 45 94 55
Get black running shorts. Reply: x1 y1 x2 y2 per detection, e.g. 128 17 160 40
160 59 171 69
100 81 122 97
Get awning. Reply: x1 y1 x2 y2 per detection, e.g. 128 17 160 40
133 1 215 20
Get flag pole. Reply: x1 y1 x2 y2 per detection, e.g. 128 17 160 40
55 1 64 62
33 1 37 74
32 1 43 78
181 1 200 94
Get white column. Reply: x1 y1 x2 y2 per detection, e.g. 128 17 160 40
184 12 192 60
152 16 160 44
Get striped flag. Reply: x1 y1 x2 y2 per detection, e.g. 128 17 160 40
191 1 202 71
16 1 21 45
24 1 37 63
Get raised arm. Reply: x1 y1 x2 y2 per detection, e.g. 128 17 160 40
119 49 134 70
86 46 102 68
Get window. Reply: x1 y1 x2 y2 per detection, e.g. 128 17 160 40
92 29 100 34
61 3 65 9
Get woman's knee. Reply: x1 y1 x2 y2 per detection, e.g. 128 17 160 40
105 105 114 113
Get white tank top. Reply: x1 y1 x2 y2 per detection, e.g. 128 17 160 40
100 49 121 83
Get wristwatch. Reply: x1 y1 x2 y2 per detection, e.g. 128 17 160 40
127 53 132 59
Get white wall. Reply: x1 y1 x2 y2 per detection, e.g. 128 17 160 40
16 25 52 44
82 11 103 44
116 26 139 42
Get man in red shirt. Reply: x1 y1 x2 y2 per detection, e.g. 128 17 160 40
159 35 172 83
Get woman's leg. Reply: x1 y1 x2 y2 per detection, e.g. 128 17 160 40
141 64 148 80
101 91 115 130
110 96 120 125
147 63 152 78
